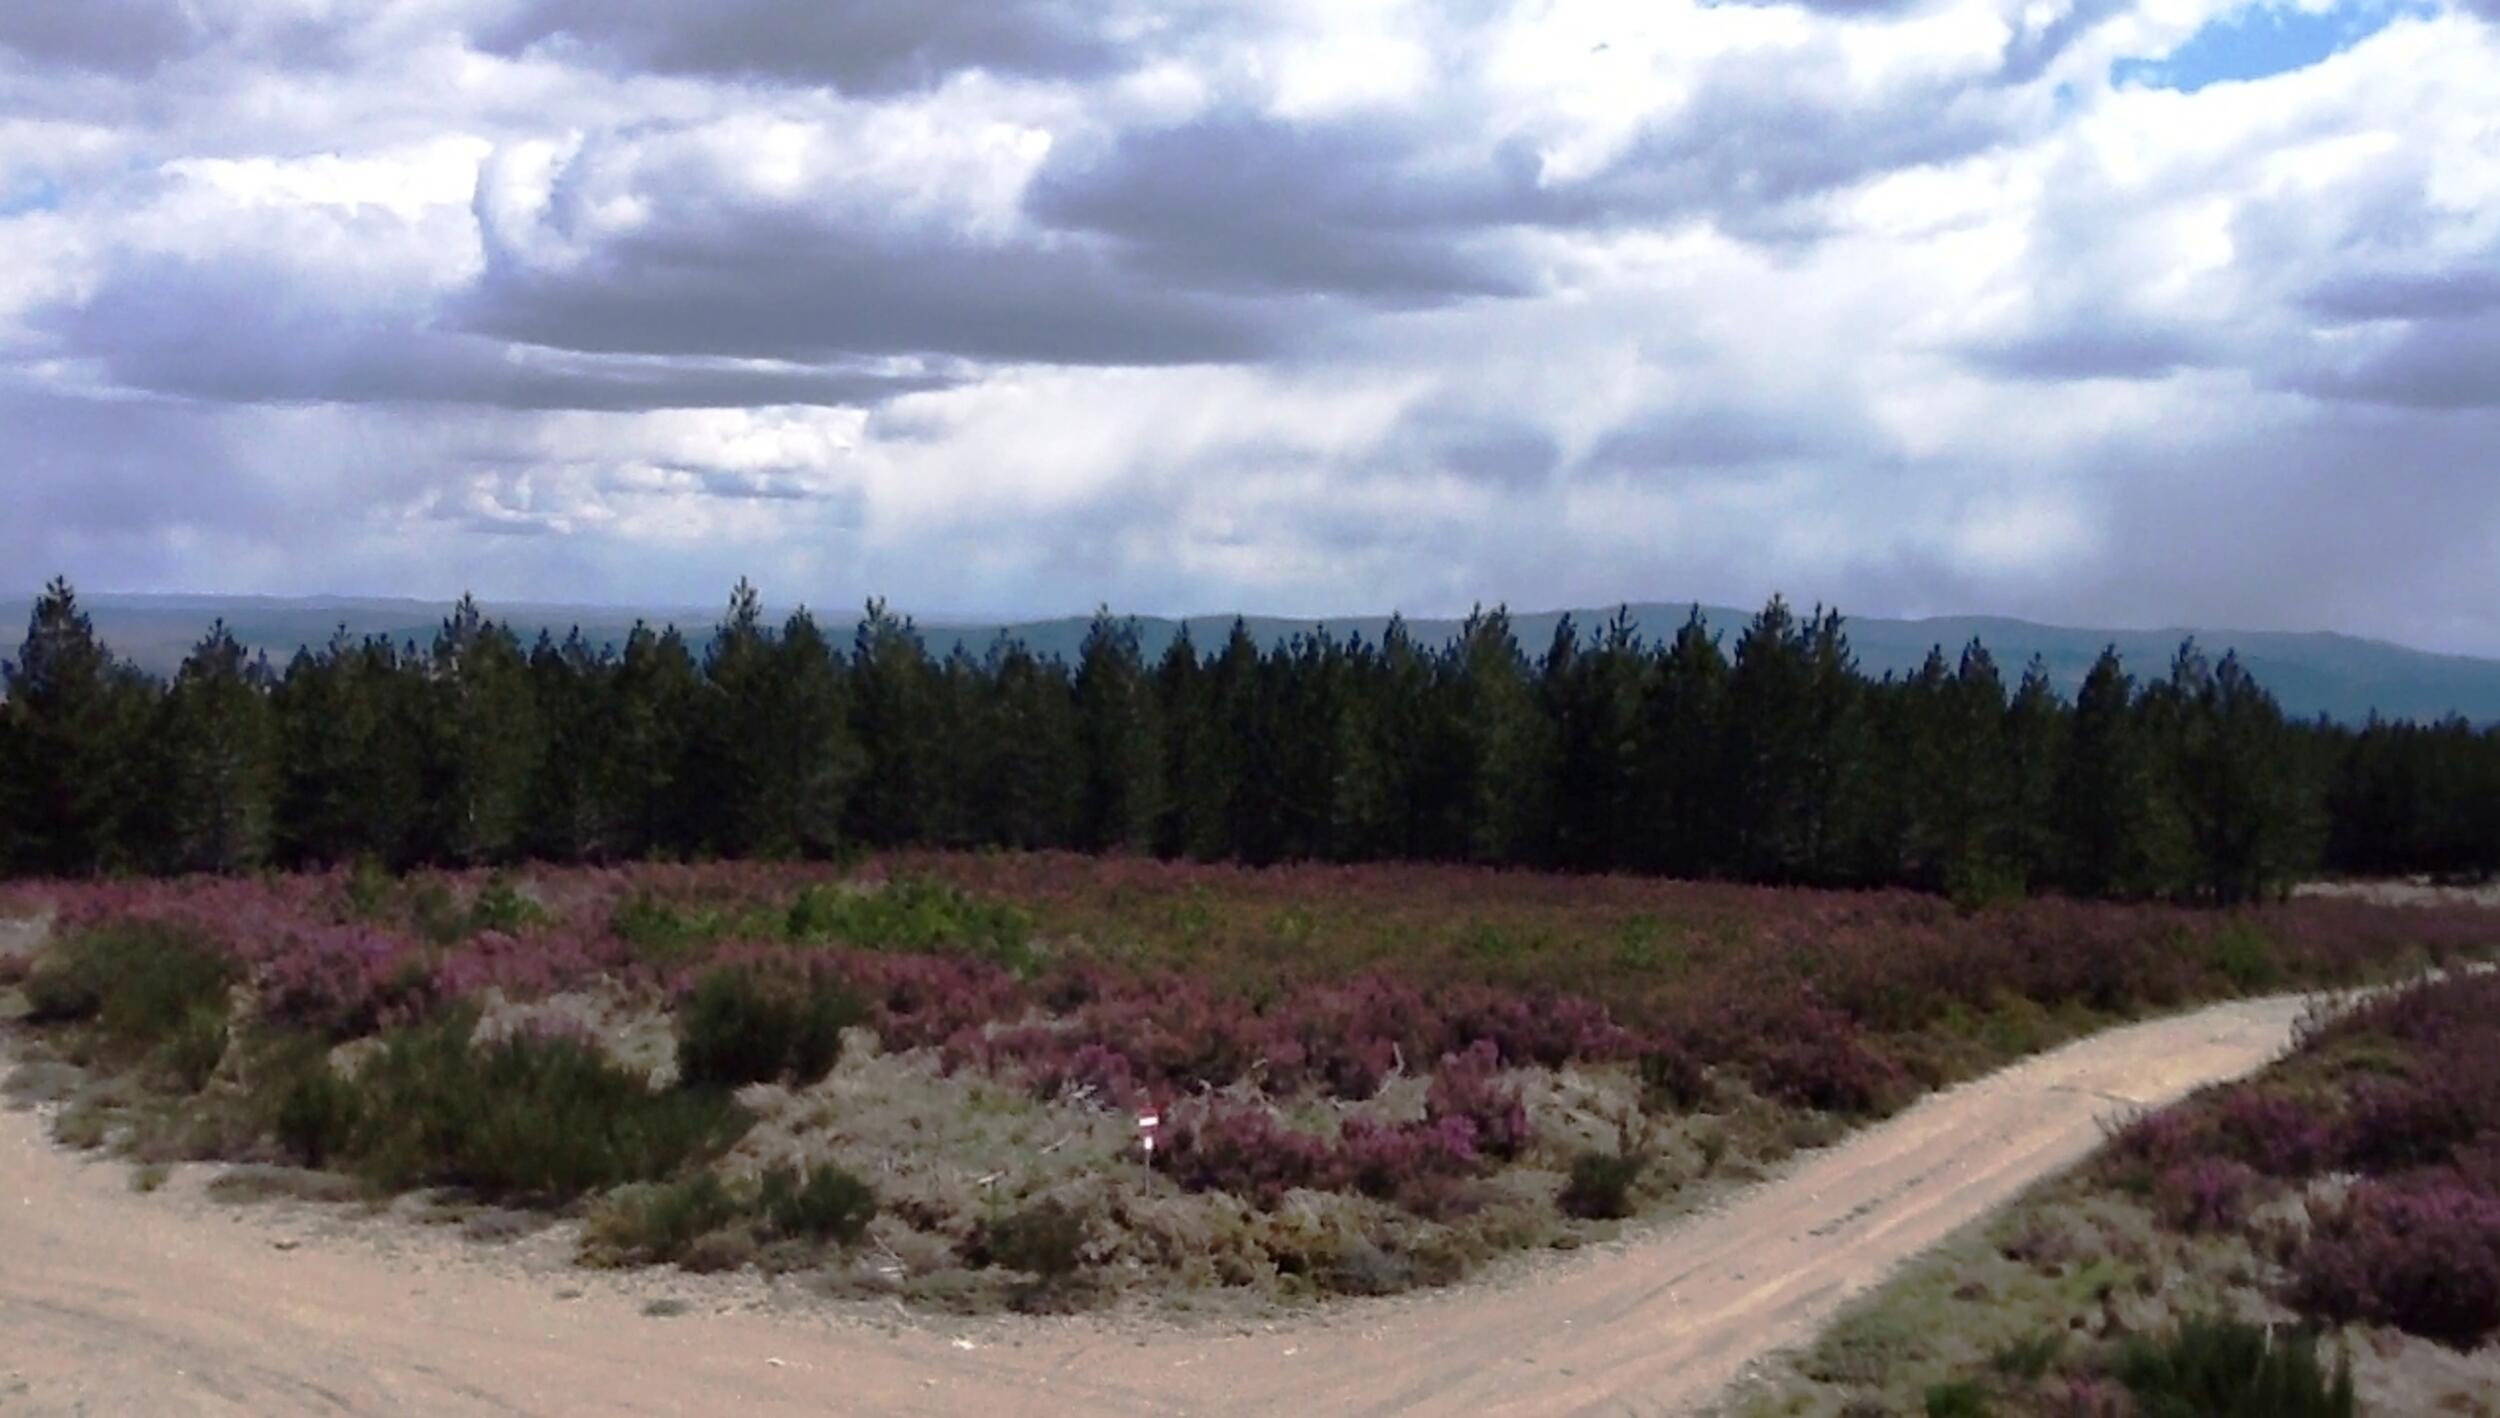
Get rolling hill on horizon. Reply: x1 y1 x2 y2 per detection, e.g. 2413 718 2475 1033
9 591 2500 727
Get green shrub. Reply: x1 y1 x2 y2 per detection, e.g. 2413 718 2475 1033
758 1164 877 1243
2115 1316 2354 1418
342 855 397 920
161 1005 229 1093
981 1198 1087 1278
273 1061 364 1169
610 893 734 963
1559 1148 1645 1220
409 881 467 945
785 876 1033 968
1638 1045 1709 1112
587 1173 746 1265
676 966 861 1090
2204 923 2283 994
1923 1379 1993 1418
345 1011 749 1200
25 924 234 1050
1990 1331 2063 1381
467 875 547 935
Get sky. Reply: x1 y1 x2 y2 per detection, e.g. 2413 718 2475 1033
3 1 2498 651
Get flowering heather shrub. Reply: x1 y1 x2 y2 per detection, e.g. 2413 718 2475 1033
2152 1157 2263 1234
1338 1114 1482 1203
1258 976 1440 1098
1156 1100 1493 1210
2105 1107 2213 1174
2209 1087 2338 1178
1746 1002 1909 1115
1037 1041 1144 1107
255 924 436 1037
2337 1078 2485 1174
1460 987 1635 1066
10 853 2495 1239
2290 1176 2500 1350
1425 1040 1530 1160
835 952 1023 1053
1155 1101 1339 1208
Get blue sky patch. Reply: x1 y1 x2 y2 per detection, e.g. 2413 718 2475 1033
2113 0 2419 92
1 174 63 217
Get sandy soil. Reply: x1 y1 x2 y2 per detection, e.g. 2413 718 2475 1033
0 983 2325 1418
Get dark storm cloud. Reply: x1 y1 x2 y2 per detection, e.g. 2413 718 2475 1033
2279 315 2500 409
1026 84 2011 303
463 206 1279 366
2302 267 2500 322
1374 407 1563 489
38 255 953 411
1594 75 2009 227
473 0 1141 93
0 387 292 592
0 0 205 76
1587 404 1839 470
2066 404 2500 639
1026 117 1545 301
1964 323 2215 381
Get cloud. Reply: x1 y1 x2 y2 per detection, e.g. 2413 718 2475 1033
1026 115 1544 301
2302 266 2500 322
464 208 1280 366
0 0 204 76
2280 314 2500 408
472 0 1148 93
5 0 2500 657
40 251 956 411
1587 404 1848 471
1964 323 2217 380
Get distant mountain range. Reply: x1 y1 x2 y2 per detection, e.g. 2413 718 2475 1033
9 592 2500 726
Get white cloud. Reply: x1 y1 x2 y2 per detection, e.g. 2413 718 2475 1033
3 0 2499 650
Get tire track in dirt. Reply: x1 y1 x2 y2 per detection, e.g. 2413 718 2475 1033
1 989 2319 1417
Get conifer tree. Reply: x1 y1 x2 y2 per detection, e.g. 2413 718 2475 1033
1454 606 1552 865
756 608 859 857
1150 625 1209 858
1543 610 1643 872
846 597 938 848
1073 609 1162 852
1726 597 1817 881
156 620 278 873
424 594 541 864
606 623 700 858
2054 647 2171 897
1633 608 1731 878
1261 631 1328 860
1205 619 1278 862
523 629 607 862
2005 656 2068 890
2161 647 2315 903
974 636 1077 850
1 579 152 875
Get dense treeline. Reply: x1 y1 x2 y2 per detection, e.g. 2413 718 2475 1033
1 578 2493 901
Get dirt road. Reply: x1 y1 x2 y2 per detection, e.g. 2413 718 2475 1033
0 993 2316 1417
